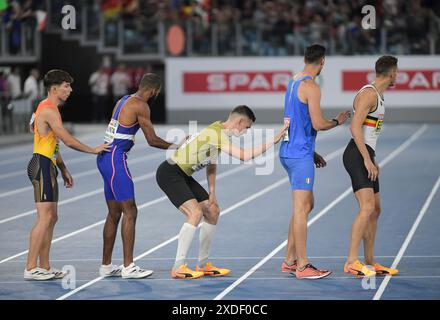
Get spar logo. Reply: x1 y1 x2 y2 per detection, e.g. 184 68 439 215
183 71 293 93
342 70 440 91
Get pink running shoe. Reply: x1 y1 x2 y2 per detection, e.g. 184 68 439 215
295 263 332 279
281 260 297 273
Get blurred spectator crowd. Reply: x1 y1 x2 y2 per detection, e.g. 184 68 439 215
1 0 46 55
88 64 152 123
103 0 440 55
0 66 43 133
2 0 440 57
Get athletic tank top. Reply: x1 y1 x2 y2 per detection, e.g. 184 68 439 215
103 95 141 153
33 99 59 164
171 121 230 176
353 84 385 151
280 75 317 158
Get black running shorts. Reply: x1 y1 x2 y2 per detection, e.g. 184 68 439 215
156 160 209 208
27 153 59 202
343 139 379 194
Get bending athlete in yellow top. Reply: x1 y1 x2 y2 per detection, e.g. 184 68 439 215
25 70 110 281
156 105 288 279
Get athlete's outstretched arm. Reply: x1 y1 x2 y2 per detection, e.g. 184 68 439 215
56 152 73 188
220 124 288 161
350 89 378 181
305 81 350 131
44 108 110 154
137 104 178 150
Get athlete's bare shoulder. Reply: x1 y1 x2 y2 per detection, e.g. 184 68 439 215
355 86 376 103
298 78 320 100
127 96 152 125
39 105 61 123
301 78 318 89
354 86 377 112
118 95 144 124
129 96 149 114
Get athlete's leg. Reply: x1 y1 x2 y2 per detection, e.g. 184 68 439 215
26 202 57 271
102 200 122 265
363 193 381 265
293 190 314 268
198 200 220 267
180 198 204 226
285 192 297 265
120 199 137 268
174 199 203 268
347 188 376 264
38 204 58 270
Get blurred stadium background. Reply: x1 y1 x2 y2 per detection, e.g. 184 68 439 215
0 0 440 140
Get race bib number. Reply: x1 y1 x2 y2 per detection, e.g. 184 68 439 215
104 119 118 143
191 155 216 173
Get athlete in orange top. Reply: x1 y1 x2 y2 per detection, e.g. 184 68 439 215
25 69 110 281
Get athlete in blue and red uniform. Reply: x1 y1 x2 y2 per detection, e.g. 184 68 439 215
97 73 178 279
279 44 350 279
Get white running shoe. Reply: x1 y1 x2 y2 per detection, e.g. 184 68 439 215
99 264 122 277
46 267 67 279
24 267 55 281
121 263 153 279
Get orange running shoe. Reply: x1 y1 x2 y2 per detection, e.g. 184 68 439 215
196 262 231 277
373 263 399 276
281 260 297 273
295 263 332 279
171 264 204 280
344 260 376 278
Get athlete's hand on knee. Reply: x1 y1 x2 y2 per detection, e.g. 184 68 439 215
208 193 218 207
335 111 351 125
364 158 378 181
61 169 74 188
94 143 112 154
314 152 327 168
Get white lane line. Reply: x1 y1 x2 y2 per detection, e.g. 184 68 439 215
213 124 428 300
0 147 286 265
0 146 162 181
56 178 290 300
0 126 342 171
3 275 440 285
0 170 155 224
0 151 163 198
0 130 345 268
373 175 440 300
0 154 95 178
56 145 346 300
0 127 344 222
7 255 440 263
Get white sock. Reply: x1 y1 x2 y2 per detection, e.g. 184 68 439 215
198 222 217 267
174 223 197 269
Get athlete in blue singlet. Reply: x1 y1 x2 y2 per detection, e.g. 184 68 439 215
97 73 178 279
279 44 350 280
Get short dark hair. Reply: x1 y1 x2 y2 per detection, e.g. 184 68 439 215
304 44 326 64
230 105 256 122
139 73 161 91
375 55 398 76
44 69 73 93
